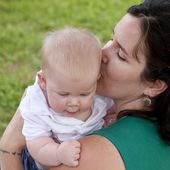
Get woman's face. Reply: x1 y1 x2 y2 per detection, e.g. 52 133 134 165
98 14 148 103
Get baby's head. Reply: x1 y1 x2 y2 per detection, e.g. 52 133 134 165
38 27 102 120
41 27 101 82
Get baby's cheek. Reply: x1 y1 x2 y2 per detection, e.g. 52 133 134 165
50 100 65 113
83 97 94 109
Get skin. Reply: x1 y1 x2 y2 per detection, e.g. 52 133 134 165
0 106 25 170
38 71 98 121
0 14 167 170
97 14 148 113
49 135 125 170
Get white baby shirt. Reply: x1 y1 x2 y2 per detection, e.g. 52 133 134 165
20 79 113 142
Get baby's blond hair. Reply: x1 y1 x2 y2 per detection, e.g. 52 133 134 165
42 27 101 81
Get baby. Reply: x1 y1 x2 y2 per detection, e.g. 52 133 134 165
19 27 114 169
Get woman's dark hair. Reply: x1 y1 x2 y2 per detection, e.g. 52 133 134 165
126 0 170 141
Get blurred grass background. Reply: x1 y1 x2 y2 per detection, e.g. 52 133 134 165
0 0 141 136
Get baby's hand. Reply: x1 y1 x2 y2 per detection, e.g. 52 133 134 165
57 140 81 167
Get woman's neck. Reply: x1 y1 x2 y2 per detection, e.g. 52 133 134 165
114 97 145 114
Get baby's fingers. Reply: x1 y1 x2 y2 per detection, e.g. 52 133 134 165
74 153 80 160
72 160 79 167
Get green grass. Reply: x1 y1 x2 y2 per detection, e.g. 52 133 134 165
0 0 141 136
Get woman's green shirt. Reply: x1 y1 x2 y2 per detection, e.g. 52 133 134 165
93 116 170 170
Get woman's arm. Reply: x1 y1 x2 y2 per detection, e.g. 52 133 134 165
49 135 125 170
0 110 125 170
0 108 25 170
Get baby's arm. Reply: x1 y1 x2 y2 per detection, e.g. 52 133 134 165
27 137 81 167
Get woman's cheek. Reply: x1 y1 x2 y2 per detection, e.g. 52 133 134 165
107 56 124 81
106 62 117 80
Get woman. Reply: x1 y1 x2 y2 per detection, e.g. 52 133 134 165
1 0 170 169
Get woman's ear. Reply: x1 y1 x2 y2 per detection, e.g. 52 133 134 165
144 80 168 98
37 71 46 90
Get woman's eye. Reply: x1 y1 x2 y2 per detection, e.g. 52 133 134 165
117 49 126 61
117 53 126 61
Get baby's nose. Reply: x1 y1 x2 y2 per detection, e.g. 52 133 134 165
68 97 80 106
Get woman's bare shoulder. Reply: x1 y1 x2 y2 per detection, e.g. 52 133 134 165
50 135 125 170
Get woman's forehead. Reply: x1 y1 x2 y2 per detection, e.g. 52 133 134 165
114 14 142 56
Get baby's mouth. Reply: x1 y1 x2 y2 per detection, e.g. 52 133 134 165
67 111 77 114
66 108 79 114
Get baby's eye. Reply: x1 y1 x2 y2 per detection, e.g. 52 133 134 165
58 93 69 96
80 93 90 96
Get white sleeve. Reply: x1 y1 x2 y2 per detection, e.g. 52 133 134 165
19 84 52 141
105 97 114 110
95 95 114 110
22 110 51 141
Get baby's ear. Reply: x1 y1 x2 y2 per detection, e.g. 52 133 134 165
144 79 167 98
37 71 46 90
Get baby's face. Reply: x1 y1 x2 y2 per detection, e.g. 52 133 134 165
44 74 97 121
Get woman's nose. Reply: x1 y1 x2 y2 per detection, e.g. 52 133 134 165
103 40 113 49
101 49 109 64
101 53 108 64
101 40 112 64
